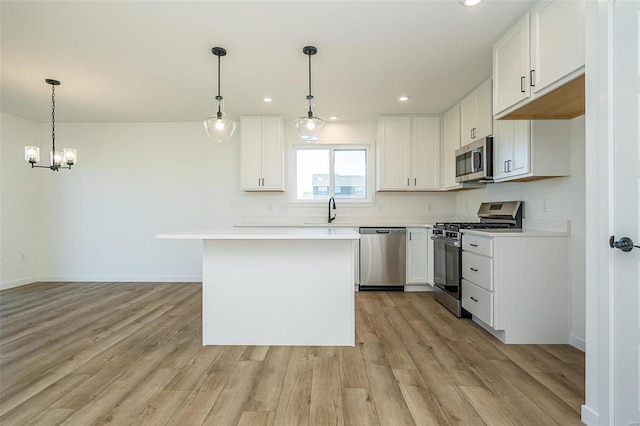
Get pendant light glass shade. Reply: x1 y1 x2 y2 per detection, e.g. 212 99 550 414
204 47 236 143
204 96 237 143
294 97 326 142
295 46 325 142
25 79 77 171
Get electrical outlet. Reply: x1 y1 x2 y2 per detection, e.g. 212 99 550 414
542 198 548 212
268 202 273 212
426 202 433 212
377 204 383 213
21 254 26 262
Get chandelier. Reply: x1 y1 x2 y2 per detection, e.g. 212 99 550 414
24 79 77 171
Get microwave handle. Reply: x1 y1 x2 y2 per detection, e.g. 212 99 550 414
471 150 482 172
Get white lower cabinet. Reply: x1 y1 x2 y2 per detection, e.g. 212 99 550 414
461 231 569 344
406 227 430 285
462 280 494 327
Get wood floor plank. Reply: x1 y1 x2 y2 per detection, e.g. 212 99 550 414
360 342 415 425
203 360 264 425
459 385 520 426
338 344 369 389
238 410 275 426
272 347 313 426
342 388 379 426
393 368 450 425
244 346 292 412
309 356 343 425
0 284 585 426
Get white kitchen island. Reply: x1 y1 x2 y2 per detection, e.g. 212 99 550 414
157 228 359 346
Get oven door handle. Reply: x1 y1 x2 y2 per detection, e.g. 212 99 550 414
431 236 461 247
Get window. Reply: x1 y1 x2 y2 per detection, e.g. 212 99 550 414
294 145 370 202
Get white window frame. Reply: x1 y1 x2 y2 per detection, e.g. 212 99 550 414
290 143 375 206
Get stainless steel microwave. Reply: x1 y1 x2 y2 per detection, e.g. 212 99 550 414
455 137 493 183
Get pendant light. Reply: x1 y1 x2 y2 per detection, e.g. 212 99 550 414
25 79 77 171
204 47 236 143
294 46 326 142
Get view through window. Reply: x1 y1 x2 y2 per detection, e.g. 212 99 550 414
295 147 368 201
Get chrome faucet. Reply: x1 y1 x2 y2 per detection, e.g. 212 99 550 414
328 197 336 223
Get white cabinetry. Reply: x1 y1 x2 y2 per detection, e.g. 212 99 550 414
377 116 440 191
461 231 569 344
493 0 585 117
493 119 570 182
460 79 493 146
442 104 461 190
530 0 585 94
406 227 430 285
240 116 284 191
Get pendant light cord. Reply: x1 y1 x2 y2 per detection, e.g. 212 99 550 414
51 83 56 153
217 54 222 115
307 53 313 114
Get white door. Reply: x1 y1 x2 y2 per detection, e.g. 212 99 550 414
612 0 639 423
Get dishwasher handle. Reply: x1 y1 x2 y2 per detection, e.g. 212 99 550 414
359 227 406 235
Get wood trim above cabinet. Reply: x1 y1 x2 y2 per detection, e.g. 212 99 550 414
499 73 585 120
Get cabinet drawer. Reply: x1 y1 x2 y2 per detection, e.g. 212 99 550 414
462 279 493 327
462 234 493 257
462 252 493 291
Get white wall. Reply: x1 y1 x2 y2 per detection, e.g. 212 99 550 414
1 117 456 284
455 116 586 348
1 113 42 289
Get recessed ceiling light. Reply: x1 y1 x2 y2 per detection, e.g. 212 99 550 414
459 0 483 6
398 96 410 102
329 116 339 120
263 97 273 103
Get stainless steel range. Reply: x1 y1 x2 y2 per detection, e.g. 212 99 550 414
431 201 523 317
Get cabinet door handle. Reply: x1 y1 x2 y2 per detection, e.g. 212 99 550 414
470 243 479 247
409 232 412 241
258 178 261 186
470 267 479 272
414 178 417 186
530 70 535 87
262 178 265 186
520 76 526 93
470 296 479 302
471 128 474 139
407 178 410 186
507 160 512 172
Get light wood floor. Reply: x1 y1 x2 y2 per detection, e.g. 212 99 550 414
0 282 584 425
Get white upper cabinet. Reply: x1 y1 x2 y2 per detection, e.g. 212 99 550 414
530 0 585 94
493 0 585 117
460 79 493 146
442 104 461 190
240 116 284 191
377 116 440 191
493 119 570 182
493 16 531 115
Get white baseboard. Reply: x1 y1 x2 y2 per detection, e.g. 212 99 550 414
581 405 599 425
0 277 38 291
404 284 433 292
37 275 202 282
570 333 586 352
1 276 202 290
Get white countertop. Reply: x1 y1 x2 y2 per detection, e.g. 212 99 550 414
236 222 435 228
462 228 569 237
156 227 361 240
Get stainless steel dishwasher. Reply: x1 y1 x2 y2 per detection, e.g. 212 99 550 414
359 227 406 291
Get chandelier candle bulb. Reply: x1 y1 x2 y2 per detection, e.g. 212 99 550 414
24 146 40 163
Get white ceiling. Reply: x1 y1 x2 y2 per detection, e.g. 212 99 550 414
1 0 535 124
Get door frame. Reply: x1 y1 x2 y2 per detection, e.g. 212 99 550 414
583 0 637 424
